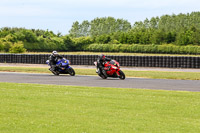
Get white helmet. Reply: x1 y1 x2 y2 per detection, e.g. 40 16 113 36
52 51 58 55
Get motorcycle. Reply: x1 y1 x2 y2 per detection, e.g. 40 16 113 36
94 60 125 80
46 58 75 76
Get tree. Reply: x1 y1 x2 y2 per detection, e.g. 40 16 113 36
22 30 37 42
69 21 80 38
79 20 90 37
69 17 131 37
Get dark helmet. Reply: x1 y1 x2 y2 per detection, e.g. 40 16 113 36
52 51 58 56
99 54 105 61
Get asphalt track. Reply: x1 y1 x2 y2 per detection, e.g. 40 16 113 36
0 72 200 92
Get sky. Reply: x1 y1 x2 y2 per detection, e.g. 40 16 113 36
0 0 199 35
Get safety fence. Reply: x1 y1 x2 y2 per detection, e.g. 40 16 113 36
0 54 200 68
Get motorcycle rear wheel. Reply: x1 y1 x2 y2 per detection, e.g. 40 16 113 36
119 70 125 80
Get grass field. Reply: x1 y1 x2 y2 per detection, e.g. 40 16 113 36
0 82 200 132
0 66 200 80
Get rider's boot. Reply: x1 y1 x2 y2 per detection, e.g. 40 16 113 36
102 69 107 78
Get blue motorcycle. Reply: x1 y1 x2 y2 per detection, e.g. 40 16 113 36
46 58 75 76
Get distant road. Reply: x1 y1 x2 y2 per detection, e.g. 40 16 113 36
0 72 200 92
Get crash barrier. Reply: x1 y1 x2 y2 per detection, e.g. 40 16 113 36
0 54 200 68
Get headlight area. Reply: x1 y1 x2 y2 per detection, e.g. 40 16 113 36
112 66 118 69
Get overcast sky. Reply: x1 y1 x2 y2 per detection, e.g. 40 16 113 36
0 0 199 35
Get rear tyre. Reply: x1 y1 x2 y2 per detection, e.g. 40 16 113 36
119 70 125 80
69 68 75 76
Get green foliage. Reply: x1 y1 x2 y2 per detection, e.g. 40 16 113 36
62 35 74 51
69 21 81 38
2 41 12 52
95 34 111 44
0 40 4 51
22 30 37 43
9 42 26 53
69 17 131 37
85 43 200 54
72 36 93 50
0 27 61 52
1 12 200 54
2 34 17 42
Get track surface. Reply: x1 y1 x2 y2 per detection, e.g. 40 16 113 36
0 72 199 92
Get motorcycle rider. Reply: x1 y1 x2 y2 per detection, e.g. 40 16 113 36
96 54 111 77
49 51 63 72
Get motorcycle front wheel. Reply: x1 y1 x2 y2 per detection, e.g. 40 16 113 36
68 68 75 76
119 70 125 80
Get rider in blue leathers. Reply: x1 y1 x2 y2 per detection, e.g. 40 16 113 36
49 51 63 72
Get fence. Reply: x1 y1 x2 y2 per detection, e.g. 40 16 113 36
0 54 200 68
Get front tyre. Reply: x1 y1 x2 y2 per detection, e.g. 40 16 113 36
119 70 125 80
68 68 75 76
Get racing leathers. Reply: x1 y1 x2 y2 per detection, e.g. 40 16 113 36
96 57 111 77
49 54 63 71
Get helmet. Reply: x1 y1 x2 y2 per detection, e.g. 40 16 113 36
99 54 105 61
52 51 58 56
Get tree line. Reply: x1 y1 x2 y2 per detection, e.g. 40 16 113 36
0 12 200 54
69 12 200 46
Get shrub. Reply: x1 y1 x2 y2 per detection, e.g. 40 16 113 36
3 41 12 52
0 40 4 51
9 42 26 53
85 43 200 54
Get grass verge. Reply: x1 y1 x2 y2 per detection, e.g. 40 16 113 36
0 66 199 80
0 82 200 132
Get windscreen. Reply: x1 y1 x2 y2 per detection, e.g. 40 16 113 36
109 60 116 65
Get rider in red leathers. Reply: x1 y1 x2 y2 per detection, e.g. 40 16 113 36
96 54 111 77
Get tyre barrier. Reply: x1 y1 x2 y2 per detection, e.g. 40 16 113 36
0 54 199 68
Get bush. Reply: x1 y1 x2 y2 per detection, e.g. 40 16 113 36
85 43 200 54
72 36 93 51
9 42 26 53
0 41 4 51
3 41 12 52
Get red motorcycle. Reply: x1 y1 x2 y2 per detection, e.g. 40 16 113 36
94 60 125 80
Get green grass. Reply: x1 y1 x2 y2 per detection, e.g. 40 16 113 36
0 66 48 73
0 82 200 132
124 70 200 80
0 66 200 80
